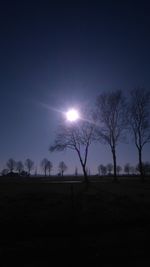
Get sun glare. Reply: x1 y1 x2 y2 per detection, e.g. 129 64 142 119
66 109 80 122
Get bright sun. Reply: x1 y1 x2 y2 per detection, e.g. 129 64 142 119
66 109 80 122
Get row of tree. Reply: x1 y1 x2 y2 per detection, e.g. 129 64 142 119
50 88 150 182
2 157 150 177
1 158 68 177
98 162 150 176
4 158 34 175
40 159 68 176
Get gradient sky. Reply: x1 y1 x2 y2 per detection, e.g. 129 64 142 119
0 0 150 174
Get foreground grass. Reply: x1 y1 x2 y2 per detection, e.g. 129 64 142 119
0 176 150 266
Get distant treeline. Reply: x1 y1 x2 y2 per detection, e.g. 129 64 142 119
1 158 150 178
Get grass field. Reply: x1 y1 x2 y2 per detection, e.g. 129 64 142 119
0 176 150 266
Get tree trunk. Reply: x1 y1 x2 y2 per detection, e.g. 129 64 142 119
138 148 144 182
75 148 89 186
82 164 89 184
112 148 117 182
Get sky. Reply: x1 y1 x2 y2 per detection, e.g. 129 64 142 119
0 0 150 174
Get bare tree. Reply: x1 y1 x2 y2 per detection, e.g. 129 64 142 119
106 163 113 175
47 161 53 176
124 164 129 176
128 88 150 181
25 158 34 175
6 158 16 172
98 164 107 176
124 163 131 176
136 162 150 177
58 161 67 176
50 119 95 183
143 162 150 176
95 90 127 181
16 161 24 175
41 158 49 176
102 166 107 176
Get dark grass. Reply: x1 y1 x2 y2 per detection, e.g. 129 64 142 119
0 176 150 266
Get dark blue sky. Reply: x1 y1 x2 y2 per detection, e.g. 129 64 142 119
0 0 150 174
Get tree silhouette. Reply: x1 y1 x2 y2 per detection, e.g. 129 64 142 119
25 158 34 175
58 161 67 176
50 118 95 183
124 163 132 176
142 162 150 176
136 162 150 177
106 163 113 175
128 88 150 181
47 160 53 176
95 90 127 181
98 164 107 176
16 161 24 175
41 158 49 176
6 158 16 172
